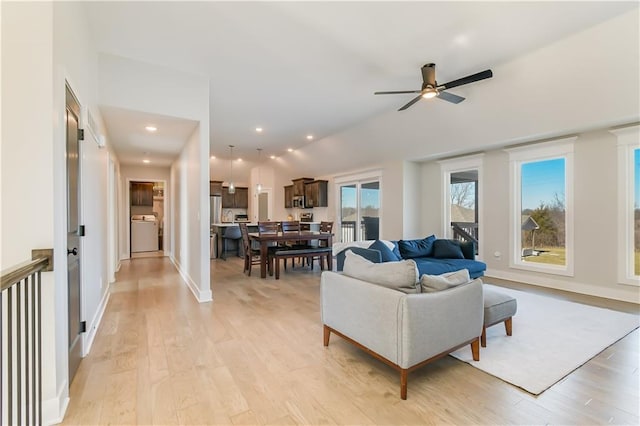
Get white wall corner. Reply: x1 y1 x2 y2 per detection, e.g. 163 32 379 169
170 255 212 303
43 379 69 426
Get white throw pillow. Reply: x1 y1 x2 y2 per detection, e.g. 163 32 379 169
420 269 471 293
343 250 419 294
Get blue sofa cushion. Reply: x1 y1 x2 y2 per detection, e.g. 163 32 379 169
413 258 486 279
432 239 465 259
369 240 401 262
398 235 436 259
336 247 382 271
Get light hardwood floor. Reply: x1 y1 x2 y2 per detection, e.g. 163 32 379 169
61 256 639 425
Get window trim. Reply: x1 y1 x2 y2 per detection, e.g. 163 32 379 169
611 125 640 286
438 154 484 259
505 137 576 276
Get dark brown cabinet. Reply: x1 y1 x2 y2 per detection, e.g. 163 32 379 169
131 182 154 206
292 178 313 196
284 185 293 208
209 180 223 196
305 180 328 208
222 186 248 208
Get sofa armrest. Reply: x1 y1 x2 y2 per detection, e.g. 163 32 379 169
460 241 476 260
321 271 403 364
398 279 483 368
335 247 382 271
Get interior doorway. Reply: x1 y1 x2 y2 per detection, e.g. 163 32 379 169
127 179 167 258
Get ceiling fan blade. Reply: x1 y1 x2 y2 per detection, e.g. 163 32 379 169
437 91 465 104
398 94 423 111
374 90 421 95
439 69 493 91
421 63 436 86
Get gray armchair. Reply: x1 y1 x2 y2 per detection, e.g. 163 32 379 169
320 271 483 399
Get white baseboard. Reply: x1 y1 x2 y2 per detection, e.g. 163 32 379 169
83 288 111 356
170 255 212 303
43 379 69 426
485 268 640 304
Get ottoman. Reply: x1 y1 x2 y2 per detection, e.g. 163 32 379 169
482 287 517 347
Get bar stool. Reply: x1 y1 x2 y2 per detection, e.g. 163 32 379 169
221 226 242 260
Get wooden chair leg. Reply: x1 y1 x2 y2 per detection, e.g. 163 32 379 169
505 317 513 336
400 369 408 400
275 257 280 280
323 325 330 346
471 337 480 361
481 326 487 348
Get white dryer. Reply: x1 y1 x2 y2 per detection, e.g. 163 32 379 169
131 215 158 252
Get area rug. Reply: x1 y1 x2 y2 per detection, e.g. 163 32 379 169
449 284 639 395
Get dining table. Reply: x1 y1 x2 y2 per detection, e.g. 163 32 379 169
248 231 333 278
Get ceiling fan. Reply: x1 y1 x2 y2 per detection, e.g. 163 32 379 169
374 63 493 111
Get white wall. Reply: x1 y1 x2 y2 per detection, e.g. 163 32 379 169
2 2 114 423
421 128 640 303
171 126 212 302
1 3 58 421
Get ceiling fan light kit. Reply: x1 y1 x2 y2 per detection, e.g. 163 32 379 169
375 63 493 111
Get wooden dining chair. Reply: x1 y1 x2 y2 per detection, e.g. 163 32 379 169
308 221 334 269
280 220 306 269
239 223 261 276
258 221 280 275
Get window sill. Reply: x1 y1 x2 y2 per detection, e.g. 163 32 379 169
509 261 574 277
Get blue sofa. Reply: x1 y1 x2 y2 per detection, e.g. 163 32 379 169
335 235 486 279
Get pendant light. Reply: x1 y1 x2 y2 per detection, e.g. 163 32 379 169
228 145 235 194
256 148 263 194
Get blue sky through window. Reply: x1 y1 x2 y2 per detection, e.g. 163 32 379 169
521 158 565 211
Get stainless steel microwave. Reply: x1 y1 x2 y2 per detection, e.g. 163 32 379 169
292 196 305 208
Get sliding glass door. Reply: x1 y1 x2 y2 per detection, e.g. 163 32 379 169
339 180 380 243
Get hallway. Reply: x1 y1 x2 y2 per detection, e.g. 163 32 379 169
61 257 639 425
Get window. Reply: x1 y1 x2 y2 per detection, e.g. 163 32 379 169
506 138 575 275
439 155 483 257
335 170 382 243
612 125 640 286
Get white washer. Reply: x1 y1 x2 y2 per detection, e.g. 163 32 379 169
131 217 158 252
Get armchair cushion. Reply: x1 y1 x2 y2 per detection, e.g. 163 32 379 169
420 269 473 293
369 239 401 262
343 250 420 294
398 235 436 259
432 239 465 259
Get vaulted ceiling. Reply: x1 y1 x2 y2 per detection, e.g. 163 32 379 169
84 1 637 172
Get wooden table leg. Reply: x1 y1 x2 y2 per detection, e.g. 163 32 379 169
327 235 333 270
259 241 268 278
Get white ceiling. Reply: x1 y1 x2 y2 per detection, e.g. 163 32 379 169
83 1 637 166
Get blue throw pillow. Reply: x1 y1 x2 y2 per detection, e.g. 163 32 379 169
368 240 401 262
432 239 465 259
398 235 437 259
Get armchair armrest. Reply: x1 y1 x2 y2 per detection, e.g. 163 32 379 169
399 279 483 368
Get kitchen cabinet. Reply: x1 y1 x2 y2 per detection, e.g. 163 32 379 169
222 186 248 208
234 187 249 209
292 178 313 197
305 180 328 208
131 182 154 206
284 185 293 208
209 180 223 196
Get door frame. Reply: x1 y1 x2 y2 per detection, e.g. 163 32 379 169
438 154 484 259
125 177 168 258
334 169 383 242
253 186 273 222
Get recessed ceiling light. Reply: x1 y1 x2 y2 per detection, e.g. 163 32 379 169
255 127 263 133
287 148 294 152
143 159 150 164
210 155 216 159
145 126 157 132
237 158 243 162
270 155 276 159
306 135 313 140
